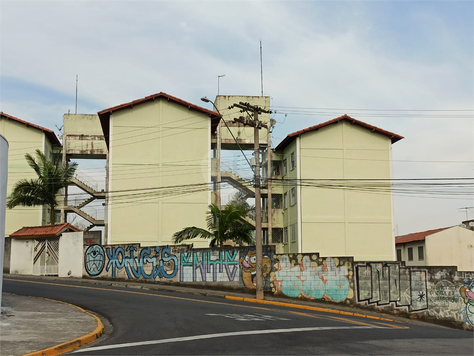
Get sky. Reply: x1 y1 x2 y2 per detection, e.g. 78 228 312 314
1 0 473 235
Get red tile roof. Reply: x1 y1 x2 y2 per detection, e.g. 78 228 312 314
97 92 222 148
274 114 404 151
0 112 61 146
395 227 450 244
10 223 82 239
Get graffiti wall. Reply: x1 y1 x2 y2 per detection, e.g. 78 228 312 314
271 254 354 303
355 262 428 311
354 263 474 330
83 244 473 329
425 268 474 328
239 247 274 290
84 244 276 290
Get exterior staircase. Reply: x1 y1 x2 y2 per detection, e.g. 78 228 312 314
220 171 268 198
64 206 104 227
66 172 105 229
71 176 105 198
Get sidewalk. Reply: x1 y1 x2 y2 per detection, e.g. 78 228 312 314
0 292 103 356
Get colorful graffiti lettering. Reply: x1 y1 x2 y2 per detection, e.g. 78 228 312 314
459 279 474 326
273 255 352 302
105 245 178 279
180 250 239 282
239 248 272 289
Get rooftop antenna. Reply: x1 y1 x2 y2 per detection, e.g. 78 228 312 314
260 40 264 96
75 74 78 114
459 206 474 220
217 74 225 95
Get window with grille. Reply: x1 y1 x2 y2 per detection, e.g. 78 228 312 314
272 228 283 244
282 159 287 176
283 227 288 244
283 192 288 209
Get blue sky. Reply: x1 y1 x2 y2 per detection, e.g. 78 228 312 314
1 0 472 234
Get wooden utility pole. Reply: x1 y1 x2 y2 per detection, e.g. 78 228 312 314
231 102 271 300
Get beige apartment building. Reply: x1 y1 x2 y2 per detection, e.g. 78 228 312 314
0 112 61 236
260 115 403 260
98 92 220 246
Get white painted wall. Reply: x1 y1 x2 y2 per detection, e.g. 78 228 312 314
10 239 33 274
59 232 84 277
425 226 474 271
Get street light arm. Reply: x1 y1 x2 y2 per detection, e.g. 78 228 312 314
200 97 253 170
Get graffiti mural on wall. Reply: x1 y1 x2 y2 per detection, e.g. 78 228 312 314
272 254 353 302
459 279 474 326
180 250 239 282
84 244 105 276
239 248 273 289
85 244 178 280
356 262 428 311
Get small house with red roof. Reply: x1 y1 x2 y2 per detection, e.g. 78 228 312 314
0 112 62 236
395 225 474 271
261 114 403 260
9 223 83 276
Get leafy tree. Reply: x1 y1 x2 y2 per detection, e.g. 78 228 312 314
173 203 254 248
7 149 77 225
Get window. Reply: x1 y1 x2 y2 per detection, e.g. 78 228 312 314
282 159 287 176
418 246 424 261
408 247 413 261
272 195 282 209
396 249 402 262
283 227 288 244
291 224 297 243
283 192 288 209
290 187 296 206
272 163 280 176
290 151 296 170
272 228 283 244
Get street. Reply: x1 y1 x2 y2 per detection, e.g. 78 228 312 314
3 276 473 355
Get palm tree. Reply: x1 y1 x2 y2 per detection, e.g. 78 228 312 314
173 203 254 248
7 149 78 225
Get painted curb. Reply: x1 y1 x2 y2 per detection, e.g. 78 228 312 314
22 297 104 356
224 296 396 322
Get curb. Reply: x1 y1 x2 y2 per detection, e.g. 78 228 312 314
224 296 396 322
22 297 104 356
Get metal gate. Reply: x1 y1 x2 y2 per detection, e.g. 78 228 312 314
33 238 59 276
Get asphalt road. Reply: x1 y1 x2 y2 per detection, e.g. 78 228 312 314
4 277 473 355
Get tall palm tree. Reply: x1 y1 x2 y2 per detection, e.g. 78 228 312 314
7 149 78 225
173 203 254 248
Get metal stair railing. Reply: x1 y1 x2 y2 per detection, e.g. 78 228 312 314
73 171 99 192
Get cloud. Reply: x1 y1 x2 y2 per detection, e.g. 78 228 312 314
1 0 472 234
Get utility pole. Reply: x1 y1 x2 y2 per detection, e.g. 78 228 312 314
231 102 271 300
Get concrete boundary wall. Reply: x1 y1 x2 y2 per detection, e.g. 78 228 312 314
83 243 473 330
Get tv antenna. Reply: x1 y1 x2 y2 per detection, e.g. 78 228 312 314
459 206 473 220
217 74 225 95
